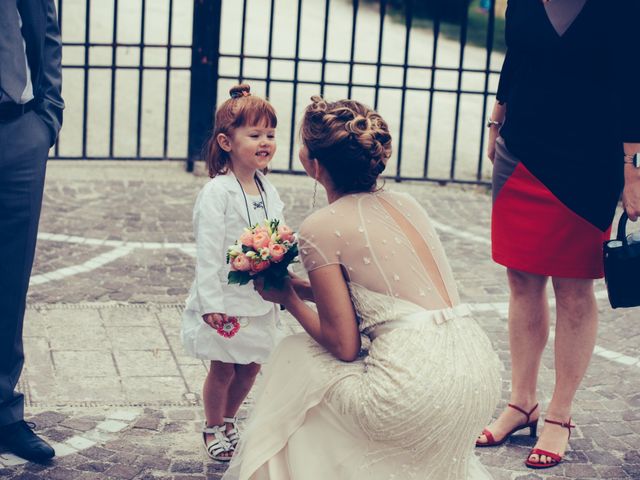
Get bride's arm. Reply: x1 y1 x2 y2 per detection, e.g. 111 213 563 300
258 265 360 362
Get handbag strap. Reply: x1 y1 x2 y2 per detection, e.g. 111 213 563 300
617 211 629 246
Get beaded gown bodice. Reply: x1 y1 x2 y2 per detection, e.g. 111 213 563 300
298 190 460 323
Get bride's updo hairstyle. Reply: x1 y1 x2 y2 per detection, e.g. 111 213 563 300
300 96 392 194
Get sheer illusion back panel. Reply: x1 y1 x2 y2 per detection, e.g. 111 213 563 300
298 191 460 311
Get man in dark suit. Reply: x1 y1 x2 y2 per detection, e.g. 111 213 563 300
0 0 64 462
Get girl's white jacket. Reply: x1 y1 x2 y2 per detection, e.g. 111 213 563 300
184 171 285 318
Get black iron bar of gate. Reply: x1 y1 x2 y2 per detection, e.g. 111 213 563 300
109 0 119 159
239 0 248 82
265 0 276 99
136 0 147 158
423 6 441 179
319 0 331 97
286 0 304 171
163 0 175 159
187 0 222 172
373 0 386 110
477 0 497 181
347 0 359 99
394 0 413 181
81 0 90 159
450 4 470 180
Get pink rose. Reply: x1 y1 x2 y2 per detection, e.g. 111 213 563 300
231 254 251 271
253 231 271 250
250 258 270 274
254 226 270 235
277 225 294 243
269 243 286 263
239 231 254 248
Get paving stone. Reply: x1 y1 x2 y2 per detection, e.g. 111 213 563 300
133 417 162 431
170 460 203 474
79 446 116 461
105 464 143 479
61 418 100 432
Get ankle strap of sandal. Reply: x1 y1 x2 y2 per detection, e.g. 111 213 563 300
203 423 225 435
544 418 575 439
507 403 539 423
544 418 575 430
223 416 237 424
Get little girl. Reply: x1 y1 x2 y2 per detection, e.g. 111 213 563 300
181 83 285 461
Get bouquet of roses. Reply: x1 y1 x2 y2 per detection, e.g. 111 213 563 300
226 218 298 289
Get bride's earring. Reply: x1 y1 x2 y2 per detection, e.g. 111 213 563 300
312 180 318 209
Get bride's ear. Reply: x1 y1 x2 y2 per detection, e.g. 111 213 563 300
312 158 321 181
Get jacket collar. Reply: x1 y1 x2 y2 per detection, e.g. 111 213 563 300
214 170 275 197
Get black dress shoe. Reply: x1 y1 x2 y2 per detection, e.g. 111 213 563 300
0 420 55 462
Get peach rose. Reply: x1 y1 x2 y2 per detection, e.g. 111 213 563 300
239 230 254 248
250 258 270 273
277 225 294 243
253 231 271 250
254 225 270 235
231 254 251 271
269 243 286 263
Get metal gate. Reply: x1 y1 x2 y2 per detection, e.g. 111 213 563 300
52 0 503 185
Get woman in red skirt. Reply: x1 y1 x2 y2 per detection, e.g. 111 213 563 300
475 0 640 470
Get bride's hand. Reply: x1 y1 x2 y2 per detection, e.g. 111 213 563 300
289 271 314 302
254 277 297 306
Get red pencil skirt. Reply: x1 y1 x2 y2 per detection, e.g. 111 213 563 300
491 138 611 279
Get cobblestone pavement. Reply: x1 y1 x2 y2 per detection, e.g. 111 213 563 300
2 161 640 480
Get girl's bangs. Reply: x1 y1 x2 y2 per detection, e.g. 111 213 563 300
233 100 278 129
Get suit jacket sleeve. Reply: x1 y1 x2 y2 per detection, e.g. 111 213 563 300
35 0 64 147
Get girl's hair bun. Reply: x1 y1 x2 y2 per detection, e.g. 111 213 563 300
230 83 251 99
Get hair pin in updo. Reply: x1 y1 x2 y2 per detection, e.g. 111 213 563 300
230 90 251 99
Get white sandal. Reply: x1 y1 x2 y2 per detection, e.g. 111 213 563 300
224 416 240 449
202 423 233 461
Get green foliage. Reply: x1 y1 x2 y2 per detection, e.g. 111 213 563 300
363 0 506 52
383 0 474 23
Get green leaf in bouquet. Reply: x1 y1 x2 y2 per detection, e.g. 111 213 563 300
228 270 252 286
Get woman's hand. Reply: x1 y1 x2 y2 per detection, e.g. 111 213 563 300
254 277 298 307
623 164 640 221
487 125 500 164
202 312 227 329
487 101 506 164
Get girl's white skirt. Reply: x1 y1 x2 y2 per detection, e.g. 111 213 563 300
181 306 283 364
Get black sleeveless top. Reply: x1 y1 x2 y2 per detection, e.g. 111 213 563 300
497 0 640 231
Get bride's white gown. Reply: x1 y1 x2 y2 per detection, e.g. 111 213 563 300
223 191 501 480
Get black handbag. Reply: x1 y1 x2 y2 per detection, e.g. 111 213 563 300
603 212 640 308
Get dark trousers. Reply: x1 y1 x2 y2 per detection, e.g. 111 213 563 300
0 110 50 427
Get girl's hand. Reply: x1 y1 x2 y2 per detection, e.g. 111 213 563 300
254 277 297 306
202 312 227 329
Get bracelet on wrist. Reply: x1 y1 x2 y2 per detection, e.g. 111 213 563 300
486 118 503 129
